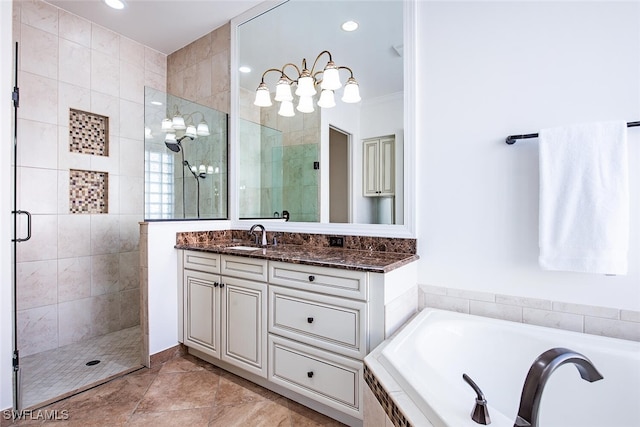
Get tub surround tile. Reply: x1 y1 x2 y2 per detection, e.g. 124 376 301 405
420 285 640 342
423 293 470 314
552 301 619 320
621 310 640 323
470 300 523 323
385 287 418 338
447 288 495 303
495 294 552 310
584 316 640 341
363 364 413 427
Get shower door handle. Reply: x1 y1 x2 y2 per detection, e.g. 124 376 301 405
12 210 31 242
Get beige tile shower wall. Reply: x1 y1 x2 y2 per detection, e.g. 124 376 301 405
167 23 231 113
13 0 166 356
419 284 640 342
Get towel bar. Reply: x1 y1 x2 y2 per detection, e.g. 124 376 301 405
506 121 640 145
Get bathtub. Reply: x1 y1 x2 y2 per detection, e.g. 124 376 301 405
366 309 640 427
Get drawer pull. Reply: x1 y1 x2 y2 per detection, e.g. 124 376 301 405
307 371 314 378
308 275 315 282
307 317 314 324
220 283 225 288
213 282 219 287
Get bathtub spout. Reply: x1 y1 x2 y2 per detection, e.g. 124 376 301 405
514 347 603 427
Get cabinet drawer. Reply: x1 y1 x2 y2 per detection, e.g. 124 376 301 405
221 255 268 281
269 286 367 359
269 335 362 418
184 251 221 274
269 261 367 300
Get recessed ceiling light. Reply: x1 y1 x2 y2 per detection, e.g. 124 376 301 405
239 66 251 73
151 101 163 106
104 0 125 10
341 20 359 32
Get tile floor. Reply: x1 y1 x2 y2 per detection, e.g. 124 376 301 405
2 353 346 427
19 327 142 409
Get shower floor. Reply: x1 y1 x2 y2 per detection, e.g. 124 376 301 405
20 326 142 409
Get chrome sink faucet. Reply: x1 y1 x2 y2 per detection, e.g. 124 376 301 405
514 347 603 427
249 224 267 247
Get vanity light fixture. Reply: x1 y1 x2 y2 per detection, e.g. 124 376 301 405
253 50 361 117
239 66 252 73
104 0 125 10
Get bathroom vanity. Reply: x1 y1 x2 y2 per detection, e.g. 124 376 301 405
176 242 418 426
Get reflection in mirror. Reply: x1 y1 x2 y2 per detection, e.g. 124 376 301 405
236 0 404 225
144 87 228 220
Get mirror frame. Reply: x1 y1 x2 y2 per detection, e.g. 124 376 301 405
229 0 416 238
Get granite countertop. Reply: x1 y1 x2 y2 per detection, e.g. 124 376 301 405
175 242 419 273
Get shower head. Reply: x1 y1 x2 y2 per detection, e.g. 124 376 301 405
165 141 181 152
164 135 194 153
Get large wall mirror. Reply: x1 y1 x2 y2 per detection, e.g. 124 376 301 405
230 0 415 237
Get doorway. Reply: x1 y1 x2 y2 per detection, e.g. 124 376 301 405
329 127 350 223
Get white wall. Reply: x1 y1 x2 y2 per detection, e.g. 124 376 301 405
417 1 640 311
1 0 14 411
146 220 230 355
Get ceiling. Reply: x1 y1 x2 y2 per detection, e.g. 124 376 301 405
46 0 404 101
47 0 264 54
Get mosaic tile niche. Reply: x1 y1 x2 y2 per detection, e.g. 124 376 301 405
69 170 109 214
69 108 109 156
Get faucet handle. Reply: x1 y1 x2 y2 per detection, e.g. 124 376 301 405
463 373 491 425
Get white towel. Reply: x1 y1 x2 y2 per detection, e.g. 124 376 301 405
538 121 629 275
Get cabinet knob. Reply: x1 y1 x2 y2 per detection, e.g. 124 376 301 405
307 317 314 324
213 282 219 287
307 371 314 378
220 283 225 288
308 275 315 282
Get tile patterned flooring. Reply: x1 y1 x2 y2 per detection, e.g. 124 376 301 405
2 353 346 426
19 327 142 409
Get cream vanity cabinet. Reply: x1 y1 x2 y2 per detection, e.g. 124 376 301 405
181 251 268 378
363 136 395 197
179 249 416 426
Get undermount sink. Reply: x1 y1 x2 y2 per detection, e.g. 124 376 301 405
227 246 262 251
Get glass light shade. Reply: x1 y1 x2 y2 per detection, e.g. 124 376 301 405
196 121 210 136
207 166 214 174
172 115 186 130
317 90 336 108
161 118 173 132
274 79 293 102
185 125 197 139
341 78 361 103
164 133 177 143
190 165 197 173
278 100 295 117
198 165 206 174
144 127 152 139
296 96 315 113
254 83 272 107
295 75 316 97
321 63 341 90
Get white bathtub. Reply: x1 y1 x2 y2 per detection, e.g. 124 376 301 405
369 309 640 427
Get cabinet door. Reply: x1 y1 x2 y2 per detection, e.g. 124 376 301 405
221 276 267 378
184 269 221 358
363 139 380 196
378 137 395 196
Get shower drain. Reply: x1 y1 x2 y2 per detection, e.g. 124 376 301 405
86 360 101 366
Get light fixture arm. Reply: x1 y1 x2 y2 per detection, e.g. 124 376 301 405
308 50 333 75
